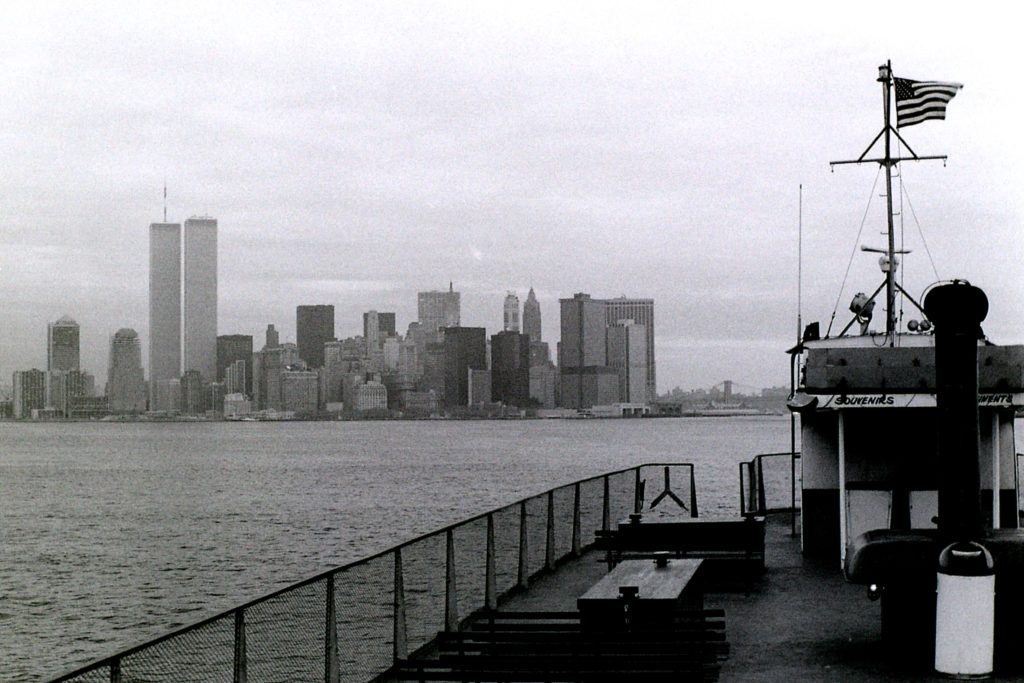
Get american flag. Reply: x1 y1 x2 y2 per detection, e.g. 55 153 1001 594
894 77 963 128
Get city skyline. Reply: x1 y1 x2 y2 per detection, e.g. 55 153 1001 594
2 5 1021 392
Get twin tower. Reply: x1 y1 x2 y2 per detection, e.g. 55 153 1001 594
148 217 218 409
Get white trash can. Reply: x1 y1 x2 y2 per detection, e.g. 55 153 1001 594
934 541 995 678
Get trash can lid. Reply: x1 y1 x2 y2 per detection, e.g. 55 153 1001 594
937 541 995 576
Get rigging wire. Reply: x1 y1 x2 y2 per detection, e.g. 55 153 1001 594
900 182 941 281
825 165 883 338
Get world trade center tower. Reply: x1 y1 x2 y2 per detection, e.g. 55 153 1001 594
149 221 181 406
183 216 218 381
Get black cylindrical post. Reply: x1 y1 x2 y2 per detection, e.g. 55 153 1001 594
923 281 988 543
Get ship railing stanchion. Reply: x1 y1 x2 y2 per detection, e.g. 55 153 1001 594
572 482 582 557
545 490 555 572
109 659 121 683
445 529 458 631
689 463 698 518
485 513 497 610
233 607 247 683
602 475 612 569
517 501 529 589
393 548 408 661
324 574 339 683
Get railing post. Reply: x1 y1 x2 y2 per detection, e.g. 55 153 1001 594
602 475 611 532
233 608 247 683
485 513 497 610
571 482 582 557
545 491 555 571
324 574 340 683
393 549 408 661
109 659 122 683
689 464 699 518
517 500 529 589
445 529 459 631
634 468 643 514
757 457 767 514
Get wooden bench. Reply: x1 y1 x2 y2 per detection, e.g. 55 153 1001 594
394 609 727 682
594 518 765 587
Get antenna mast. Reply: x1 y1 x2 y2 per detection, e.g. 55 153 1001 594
830 61 948 343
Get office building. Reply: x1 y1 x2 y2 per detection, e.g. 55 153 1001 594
107 328 146 413
183 216 218 380
297 305 334 368
180 369 206 415
559 293 617 409
47 316 80 372
281 368 320 414
606 319 648 403
418 284 460 333
523 287 542 343
529 363 558 409
149 222 182 403
225 359 247 396
491 331 531 406
503 292 520 332
443 327 486 408
217 334 253 395
356 381 388 413
12 369 46 419
152 379 181 413
253 343 300 410
265 324 280 349
363 310 396 354
605 297 655 402
468 369 492 405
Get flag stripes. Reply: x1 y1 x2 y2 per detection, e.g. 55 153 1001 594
894 77 962 128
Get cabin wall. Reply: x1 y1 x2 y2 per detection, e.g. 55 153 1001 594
800 412 839 557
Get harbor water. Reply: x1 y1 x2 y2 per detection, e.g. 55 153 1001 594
1 417 1016 682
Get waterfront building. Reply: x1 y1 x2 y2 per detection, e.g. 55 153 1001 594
297 304 335 368
45 371 66 414
152 379 181 413
503 292 520 332
604 297 655 402
12 369 46 419
491 330 531 406
223 393 251 418
253 343 301 410
419 340 446 397
418 284 460 333
180 369 206 415
107 328 146 413
523 287 542 343
529 362 558 409
356 381 388 413
265 324 280 349
182 216 218 381
281 368 319 414
442 327 487 408
149 222 182 404
606 319 648 404
559 293 615 409
383 336 400 371
68 395 109 419
47 315 80 372
468 368 492 406
217 335 253 395
225 359 247 395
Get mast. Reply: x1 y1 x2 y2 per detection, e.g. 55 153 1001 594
880 61 897 338
830 61 948 342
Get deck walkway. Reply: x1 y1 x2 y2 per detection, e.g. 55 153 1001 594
496 515 974 682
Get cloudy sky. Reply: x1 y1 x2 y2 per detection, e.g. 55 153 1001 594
2 2 1021 392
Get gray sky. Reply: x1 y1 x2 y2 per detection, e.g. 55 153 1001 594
2 2 1022 392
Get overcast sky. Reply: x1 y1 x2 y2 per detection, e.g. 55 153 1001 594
2 2 1021 392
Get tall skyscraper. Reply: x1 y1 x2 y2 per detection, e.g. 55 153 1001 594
183 216 218 380
523 287 542 342
503 292 520 332
559 293 617 409
217 334 253 395
606 319 648 403
47 316 80 372
297 305 335 368
442 327 486 408
363 310 397 354
107 328 146 413
491 330 530 406
265 324 280 349
605 297 655 402
12 369 46 419
149 221 182 403
418 284 460 333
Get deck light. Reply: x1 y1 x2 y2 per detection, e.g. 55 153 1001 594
868 583 881 601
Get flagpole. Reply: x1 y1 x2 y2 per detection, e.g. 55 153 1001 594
879 60 897 342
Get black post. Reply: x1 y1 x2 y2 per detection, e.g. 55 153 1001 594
923 281 988 543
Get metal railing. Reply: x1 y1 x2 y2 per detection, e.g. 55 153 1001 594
739 451 802 524
48 463 701 683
